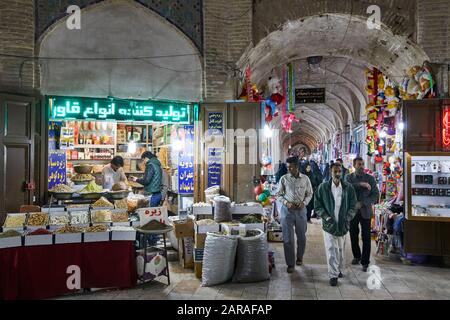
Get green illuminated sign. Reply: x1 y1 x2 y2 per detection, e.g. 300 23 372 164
48 96 193 123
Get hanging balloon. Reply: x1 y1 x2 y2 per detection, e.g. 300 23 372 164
258 193 268 202
263 189 271 197
262 198 271 207
256 195 261 202
271 93 284 105
254 185 263 195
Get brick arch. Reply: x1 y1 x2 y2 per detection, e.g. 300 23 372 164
252 0 416 44
35 0 203 51
37 0 202 101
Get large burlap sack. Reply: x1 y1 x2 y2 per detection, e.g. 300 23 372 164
232 229 270 283
201 233 238 287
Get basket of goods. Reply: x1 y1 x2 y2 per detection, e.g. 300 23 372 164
49 184 74 200
91 210 112 223
111 211 129 223
3 214 27 229
71 173 95 185
54 225 83 234
79 181 104 199
69 211 90 225
73 165 93 174
108 182 130 199
26 213 49 227
127 181 143 189
92 196 114 208
114 198 128 210
85 224 108 233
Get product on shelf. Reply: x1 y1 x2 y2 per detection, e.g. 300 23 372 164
49 214 70 225
85 225 108 233
111 211 129 222
49 184 74 193
54 225 83 234
110 226 135 231
72 173 95 182
240 215 262 224
112 182 128 191
195 219 216 226
27 228 52 235
193 202 212 207
79 180 103 193
27 213 49 226
127 181 144 188
3 214 26 228
70 211 90 225
114 198 128 210
67 204 89 209
92 210 112 223
92 197 114 208
0 230 22 238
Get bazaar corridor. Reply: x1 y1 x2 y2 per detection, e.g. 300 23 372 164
57 220 450 301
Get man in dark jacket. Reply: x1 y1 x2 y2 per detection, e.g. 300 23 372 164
315 163 357 286
132 151 163 207
345 157 380 272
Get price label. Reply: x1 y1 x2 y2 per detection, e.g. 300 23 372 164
136 206 168 226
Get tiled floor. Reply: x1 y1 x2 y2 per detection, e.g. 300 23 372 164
57 220 450 300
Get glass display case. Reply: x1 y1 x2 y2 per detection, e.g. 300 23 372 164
405 152 450 221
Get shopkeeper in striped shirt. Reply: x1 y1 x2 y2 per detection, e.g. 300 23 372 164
277 156 314 273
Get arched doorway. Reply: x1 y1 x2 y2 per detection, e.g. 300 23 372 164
38 0 202 101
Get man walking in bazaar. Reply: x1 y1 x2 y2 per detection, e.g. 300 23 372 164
314 163 357 286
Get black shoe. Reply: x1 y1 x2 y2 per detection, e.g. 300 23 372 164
296 259 303 266
287 266 295 273
362 265 368 272
329 278 338 286
351 258 361 265
338 272 343 278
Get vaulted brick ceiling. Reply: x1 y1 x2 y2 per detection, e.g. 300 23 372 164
239 13 429 153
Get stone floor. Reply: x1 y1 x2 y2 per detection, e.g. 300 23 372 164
57 220 450 300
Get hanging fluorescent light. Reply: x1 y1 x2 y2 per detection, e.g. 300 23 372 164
398 122 405 131
173 138 184 151
127 138 137 154
264 124 273 138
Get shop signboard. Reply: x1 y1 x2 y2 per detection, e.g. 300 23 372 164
178 125 195 194
48 150 66 190
207 112 223 135
48 96 192 123
295 88 326 103
207 148 223 188
137 206 168 226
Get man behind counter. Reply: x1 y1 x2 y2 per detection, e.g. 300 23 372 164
101 156 127 190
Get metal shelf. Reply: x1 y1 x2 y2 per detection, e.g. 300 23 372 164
74 145 116 148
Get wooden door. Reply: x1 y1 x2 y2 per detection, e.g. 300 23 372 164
403 99 441 152
0 94 36 222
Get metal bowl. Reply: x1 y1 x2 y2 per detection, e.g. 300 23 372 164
74 165 93 174
79 192 105 200
72 179 95 185
49 192 74 200
108 190 130 200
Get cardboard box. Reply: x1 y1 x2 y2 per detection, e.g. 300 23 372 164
194 220 220 234
0 236 22 249
220 223 243 236
178 236 194 269
84 231 110 243
194 233 207 249
239 222 266 232
231 204 264 215
24 234 53 246
54 233 82 244
194 262 203 279
173 219 194 239
192 206 213 215
111 230 136 241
